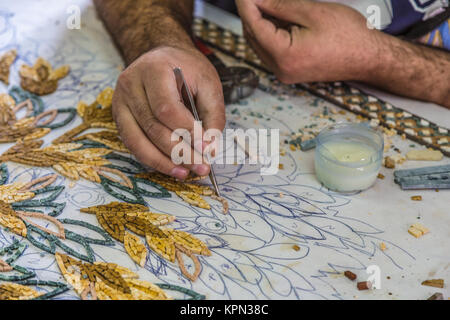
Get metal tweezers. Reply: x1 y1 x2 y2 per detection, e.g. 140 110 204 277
173 67 221 197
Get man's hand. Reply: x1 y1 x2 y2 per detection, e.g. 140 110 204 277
236 0 450 107
94 0 226 179
113 45 225 180
236 0 378 83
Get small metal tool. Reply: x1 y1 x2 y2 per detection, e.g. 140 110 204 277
394 164 450 190
173 67 221 197
195 39 259 104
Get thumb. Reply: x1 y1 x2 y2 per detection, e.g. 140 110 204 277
254 0 319 27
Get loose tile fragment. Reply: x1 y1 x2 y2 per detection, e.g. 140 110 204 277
390 153 407 165
406 149 443 161
421 279 444 288
408 227 423 238
427 292 444 300
408 223 429 238
357 281 372 290
344 271 357 281
384 156 396 169
411 223 429 235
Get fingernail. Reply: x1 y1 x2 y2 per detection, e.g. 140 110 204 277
170 167 189 180
192 164 210 176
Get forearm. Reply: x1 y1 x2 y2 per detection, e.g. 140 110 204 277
94 0 195 65
363 33 450 108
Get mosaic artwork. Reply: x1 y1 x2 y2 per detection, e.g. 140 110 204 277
0 1 448 300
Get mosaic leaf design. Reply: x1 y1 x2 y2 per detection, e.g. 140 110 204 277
0 140 115 183
9 86 44 116
81 202 211 281
12 185 66 217
0 241 69 300
124 231 147 267
0 241 33 281
52 87 115 145
0 171 114 262
19 57 70 95
136 172 216 210
55 253 171 300
73 130 128 153
0 201 28 237
0 91 75 142
0 283 41 300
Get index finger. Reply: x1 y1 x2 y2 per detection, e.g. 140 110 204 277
143 64 198 138
236 0 291 58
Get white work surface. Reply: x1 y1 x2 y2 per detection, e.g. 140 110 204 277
0 0 448 300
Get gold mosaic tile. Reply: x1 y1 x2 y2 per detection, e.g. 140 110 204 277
0 202 27 237
0 49 17 85
55 253 170 300
136 172 228 213
0 283 42 300
124 231 147 267
19 57 70 95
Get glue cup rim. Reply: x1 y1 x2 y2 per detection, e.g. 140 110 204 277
315 122 384 168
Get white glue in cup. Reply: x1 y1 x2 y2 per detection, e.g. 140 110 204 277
314 122 384 193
